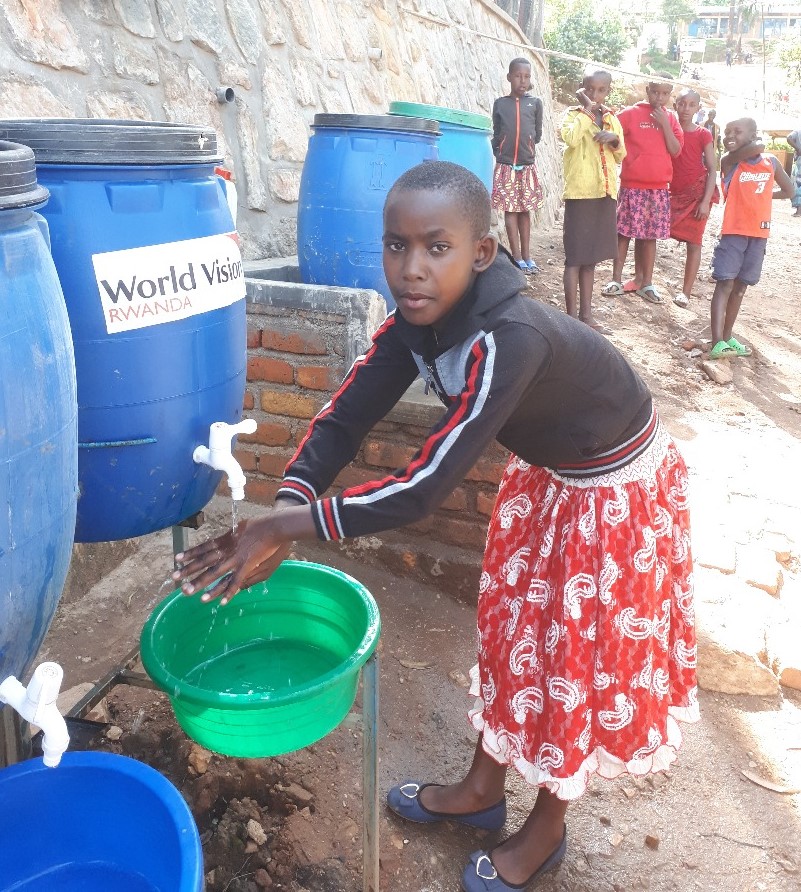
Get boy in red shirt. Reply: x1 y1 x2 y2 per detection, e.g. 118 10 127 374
603 81 683 304
709 117 793 359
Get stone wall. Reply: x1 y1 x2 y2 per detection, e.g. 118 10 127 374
0 0 560 261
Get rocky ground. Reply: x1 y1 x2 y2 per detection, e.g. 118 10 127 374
36 197 801 891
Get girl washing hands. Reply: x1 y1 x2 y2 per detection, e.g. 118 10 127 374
174 161 698 892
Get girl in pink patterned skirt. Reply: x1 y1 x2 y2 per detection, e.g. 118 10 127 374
604 81 684 305
491 58 545 273
174 162 698 892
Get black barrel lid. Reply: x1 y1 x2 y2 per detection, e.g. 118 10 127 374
0 140 49 210
0 119 222 165
312 113 439 134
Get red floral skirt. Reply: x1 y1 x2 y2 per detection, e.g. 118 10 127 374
469 419 698 800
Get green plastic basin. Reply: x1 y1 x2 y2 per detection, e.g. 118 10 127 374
140 561 380 758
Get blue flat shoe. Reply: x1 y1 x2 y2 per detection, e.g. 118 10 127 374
461 825 567 890
386 781 506 831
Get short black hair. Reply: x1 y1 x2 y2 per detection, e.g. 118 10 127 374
509 57 531 73
582 66 612 86
730 116 758 137
386 161 491 238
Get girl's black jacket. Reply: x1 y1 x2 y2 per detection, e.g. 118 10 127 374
277 250 652 542
491 93 543 166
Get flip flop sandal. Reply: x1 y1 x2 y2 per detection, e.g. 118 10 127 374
387 782 507 831
601 281 624 296
709 340 737 359
727 337 752 356
673 293 690 307
461 827 567 891
637 285 663 304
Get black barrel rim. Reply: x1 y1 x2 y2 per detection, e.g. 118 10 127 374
312 113 439 134
0 119 222 165
0 140 49 210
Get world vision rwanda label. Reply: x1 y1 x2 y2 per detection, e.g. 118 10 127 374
92 232 245 334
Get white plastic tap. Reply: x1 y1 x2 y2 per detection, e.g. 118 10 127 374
0 662 70 767
193 419 258 501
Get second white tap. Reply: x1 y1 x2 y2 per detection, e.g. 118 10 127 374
0 662 70 767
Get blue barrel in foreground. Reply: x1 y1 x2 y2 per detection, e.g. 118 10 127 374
297 113 439 310
389 101 494 193
0 120 247 543
0 140 77 683
0 751 203 891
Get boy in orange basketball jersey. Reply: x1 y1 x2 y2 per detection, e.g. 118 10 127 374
708 118 793 358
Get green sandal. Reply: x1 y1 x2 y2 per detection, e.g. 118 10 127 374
709 340 737 359
727 337 752 357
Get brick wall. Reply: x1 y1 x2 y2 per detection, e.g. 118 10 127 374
240 264 510 602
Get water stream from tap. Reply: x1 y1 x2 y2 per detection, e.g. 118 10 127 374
191 603 222 689
231 500 239 535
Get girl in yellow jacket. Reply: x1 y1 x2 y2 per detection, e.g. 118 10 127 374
560 68 626 334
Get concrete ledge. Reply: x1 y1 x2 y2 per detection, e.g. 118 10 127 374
244 256 302 283
333 535 484 605
245 270 387 368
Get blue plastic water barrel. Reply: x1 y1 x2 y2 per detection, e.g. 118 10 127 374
389 102 494 192
297 114 439 310
0 120 246 543
0 751 203 891
0 141 77 684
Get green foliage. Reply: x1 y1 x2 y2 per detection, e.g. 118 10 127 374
778 36 801 87
738 0 758 29
606 81 632 110
544 0 630 86
703 38 728 63
639 51 681 77
660 0 695 44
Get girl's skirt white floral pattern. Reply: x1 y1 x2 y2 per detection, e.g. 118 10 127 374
469 419 699 801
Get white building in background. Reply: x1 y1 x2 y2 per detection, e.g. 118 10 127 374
684 4 801 40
